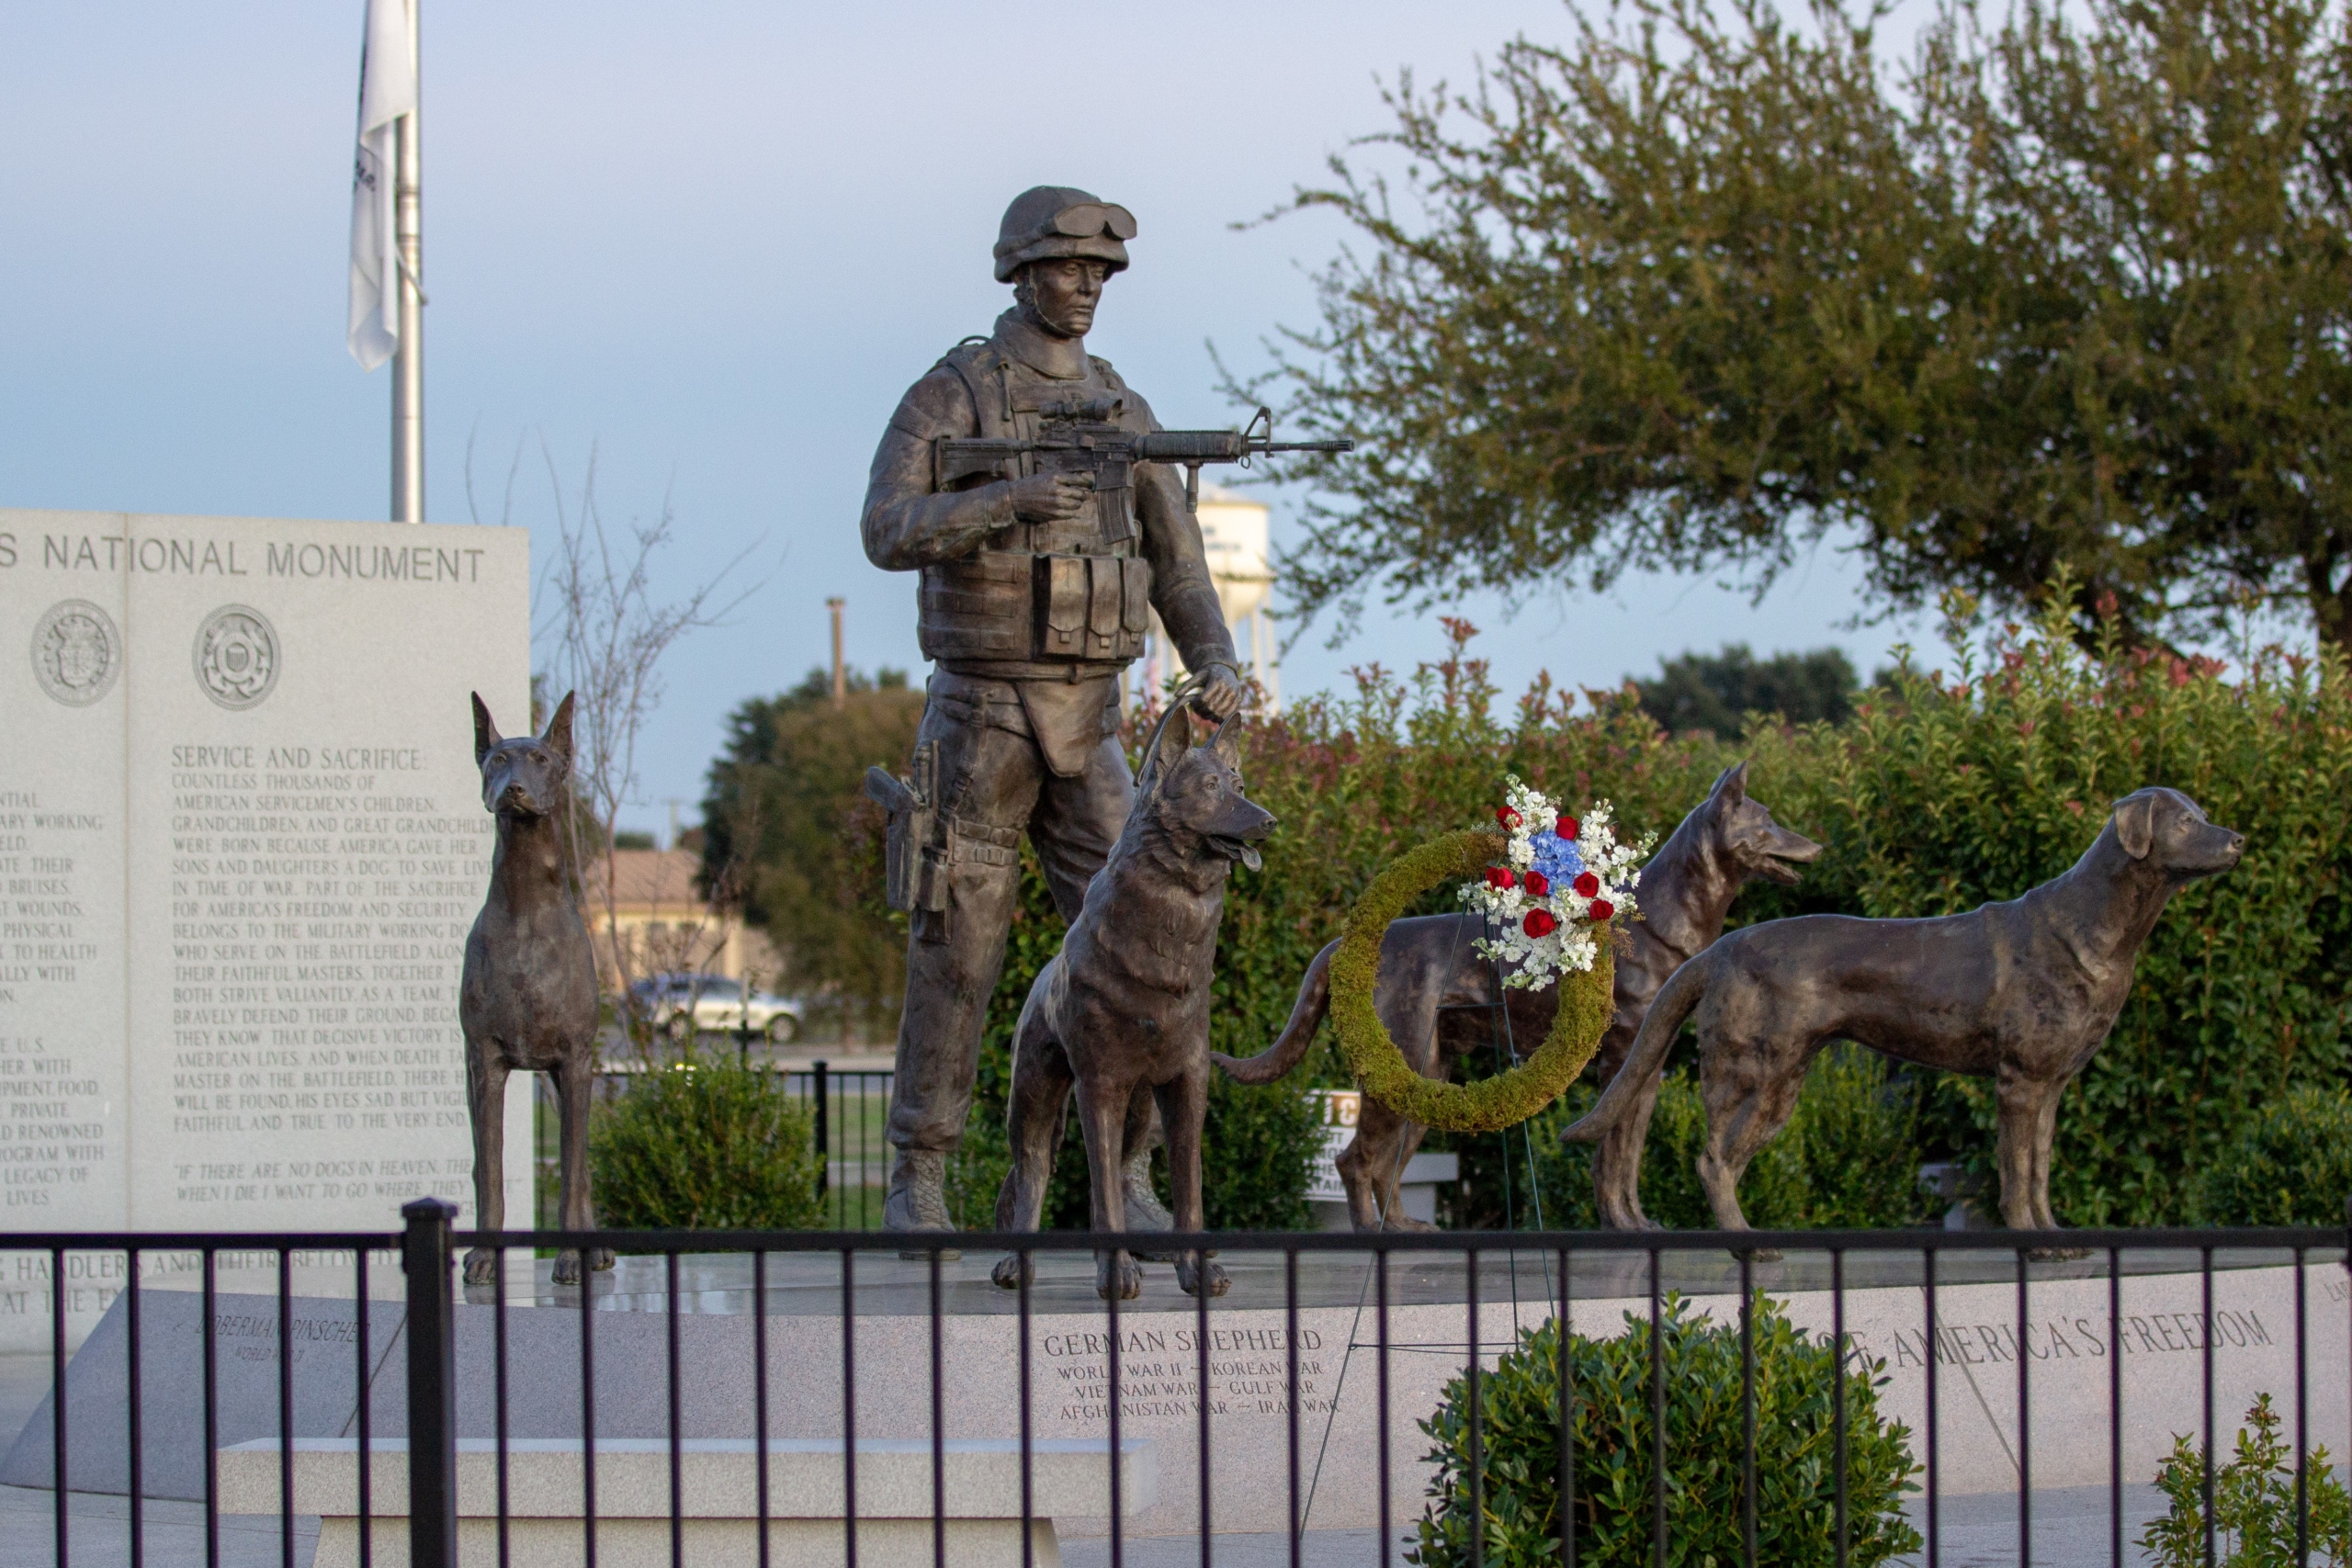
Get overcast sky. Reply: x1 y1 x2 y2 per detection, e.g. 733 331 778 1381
1 2 1925 839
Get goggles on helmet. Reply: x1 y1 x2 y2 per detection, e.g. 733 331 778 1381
1049 202 1137 242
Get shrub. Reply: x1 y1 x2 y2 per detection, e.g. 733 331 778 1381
2141 1393 2351 1566
2199 1088 2352 1226
1409 1294 1921 1567
589 1049 823 1229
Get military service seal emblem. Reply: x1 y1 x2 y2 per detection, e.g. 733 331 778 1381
30 599 121 707
192 604 279 710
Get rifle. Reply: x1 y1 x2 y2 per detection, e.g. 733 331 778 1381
935 400 1351 543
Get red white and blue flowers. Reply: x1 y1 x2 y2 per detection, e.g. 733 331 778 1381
1460 775 1649 989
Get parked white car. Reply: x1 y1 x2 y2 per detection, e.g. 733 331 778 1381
627 973 800 1043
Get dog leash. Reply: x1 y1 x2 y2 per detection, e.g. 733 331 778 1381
1131 670 1215 786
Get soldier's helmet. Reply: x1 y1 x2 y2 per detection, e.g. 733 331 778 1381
993 186 1136 283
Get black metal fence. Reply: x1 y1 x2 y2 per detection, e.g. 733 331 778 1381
4 1209 2346 1568
785 1063 894 1229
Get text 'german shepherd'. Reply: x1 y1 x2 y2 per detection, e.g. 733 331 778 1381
991 708 1276 1301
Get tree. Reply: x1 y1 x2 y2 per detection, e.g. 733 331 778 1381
1631 644 1860 737
1252 0 2352 650
506 442 766 1037
699 667 922 1036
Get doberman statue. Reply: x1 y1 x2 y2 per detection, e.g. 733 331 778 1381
1212 762 1820 1229
459 692 609 1287
991 708 1277 1300
1564 787 2242 1235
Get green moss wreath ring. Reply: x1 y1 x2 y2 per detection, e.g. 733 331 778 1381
1329 829 1615 1133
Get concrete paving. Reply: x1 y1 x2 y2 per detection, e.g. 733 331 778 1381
1057 1488 2185 1568
0 1484 319 1568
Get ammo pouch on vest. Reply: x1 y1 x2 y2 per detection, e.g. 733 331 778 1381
918 550 1149 665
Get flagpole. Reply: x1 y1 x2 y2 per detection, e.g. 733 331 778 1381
390 0 424 523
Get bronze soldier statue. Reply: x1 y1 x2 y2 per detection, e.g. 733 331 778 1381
862 186 1244 1242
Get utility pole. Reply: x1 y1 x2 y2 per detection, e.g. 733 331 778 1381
828 597 846 709
390 0 424 522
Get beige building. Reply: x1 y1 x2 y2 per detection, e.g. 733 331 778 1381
580 848 779 991
1137 485 1280 712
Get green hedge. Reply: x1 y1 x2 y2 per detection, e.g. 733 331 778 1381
905 590 2352 1229
2198 1088 2352 1226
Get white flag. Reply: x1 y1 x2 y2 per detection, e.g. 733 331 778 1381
346 0 415 370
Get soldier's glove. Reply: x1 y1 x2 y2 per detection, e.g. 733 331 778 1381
1192 661 1245 721
1011 471 1095 523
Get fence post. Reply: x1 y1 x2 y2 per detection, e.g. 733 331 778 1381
813 1058 831 1196
401 1198 459 1568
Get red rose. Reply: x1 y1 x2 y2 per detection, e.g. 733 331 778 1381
1556 815 1580 840
1485 865 1516 890
1522 908 1558 938
1573 872 1600 897
1522 870 1550 898
1588 898 1615 922
1496 806 1521 829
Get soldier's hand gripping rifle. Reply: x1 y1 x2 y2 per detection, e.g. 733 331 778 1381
935 400 1351 544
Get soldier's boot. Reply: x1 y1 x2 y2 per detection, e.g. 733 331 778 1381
885 1149 962 1262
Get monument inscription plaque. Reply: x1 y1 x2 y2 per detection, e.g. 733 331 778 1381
0 508 532 1348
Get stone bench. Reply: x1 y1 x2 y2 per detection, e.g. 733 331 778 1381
218 1436 1156 1568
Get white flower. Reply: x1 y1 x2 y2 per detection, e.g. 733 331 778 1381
1461 778 1652 991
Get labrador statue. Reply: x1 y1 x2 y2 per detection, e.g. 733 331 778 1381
1563 786 2243 1234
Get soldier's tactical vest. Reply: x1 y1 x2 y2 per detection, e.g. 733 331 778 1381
915 340 1151 670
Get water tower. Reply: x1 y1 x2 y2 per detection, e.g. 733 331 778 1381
1140 485 1280 712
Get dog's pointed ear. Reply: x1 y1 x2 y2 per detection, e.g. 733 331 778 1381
2111 792 2155 861
1210 713 1242 764
1713 760 1749 807
1140 706 1193 797
543 691 577 772
472 693 500 766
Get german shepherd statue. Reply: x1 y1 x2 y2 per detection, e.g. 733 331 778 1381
459 693 609 1287
991 709 1276 1301
1212 762 1819 1229
1563 787 2242 1234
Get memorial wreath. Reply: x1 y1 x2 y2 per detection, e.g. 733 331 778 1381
1328 780 1650 1133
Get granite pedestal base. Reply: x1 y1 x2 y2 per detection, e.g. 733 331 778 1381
215 1436 1149 1568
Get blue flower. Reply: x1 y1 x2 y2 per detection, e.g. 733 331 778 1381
1530 830 1585 886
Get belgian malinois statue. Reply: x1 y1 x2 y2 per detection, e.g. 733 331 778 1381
991 709 1276 1301
1213 761 1819 1229
1564 787 2242 1235
459 693 609 1287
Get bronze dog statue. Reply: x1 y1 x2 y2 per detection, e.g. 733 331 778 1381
1213 762 1819 1229
991 709 1276 1300
1564 786 2243 1233
459 693 609 1286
